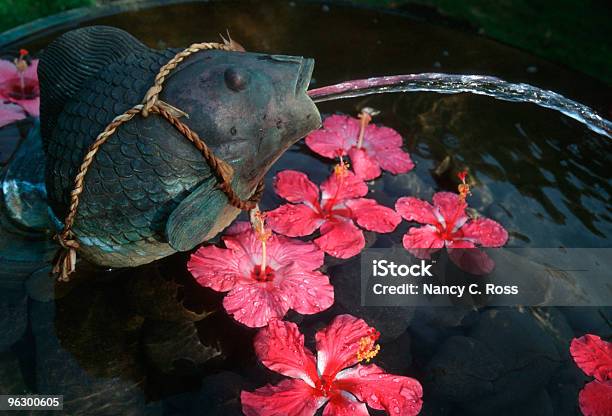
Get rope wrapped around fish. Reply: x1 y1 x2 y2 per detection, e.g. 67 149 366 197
37 26 321 276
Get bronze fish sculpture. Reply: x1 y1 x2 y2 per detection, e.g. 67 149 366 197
18 25 320 269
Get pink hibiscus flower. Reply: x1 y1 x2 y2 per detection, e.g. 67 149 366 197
305 109 414 181
0 101 26 128
241 315 423 416
570 334 612 416
267 165 401 259
395 191 508 275
0 50 40 117
188 220 334 328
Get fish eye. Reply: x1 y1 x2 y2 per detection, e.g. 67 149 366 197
224 67 249 92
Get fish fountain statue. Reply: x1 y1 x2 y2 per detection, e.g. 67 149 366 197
3 25 321 276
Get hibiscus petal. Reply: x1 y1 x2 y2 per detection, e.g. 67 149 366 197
322 114 361 146
253 319 320 384
0 102 26 128
315 314 374 378
320 169 368 202
348 147 381 181
315 220 365 259
278 266 334 315
19 95 39 117
579 380 612 416
432 192 468 226
267 204 322 237
447 245 496 275
0 60 16 81
305 129 349 159
266 234 324 271
571 334 612 382
223 283 291 328
461 218 509 247
395 197 438 225
222 227 262 271
446 240 476 249
188 245 243 292
241 379 325 416
364 124 403 150
274 170 320 204
402 226 444 259
335 364 423 416
24 59 39 80
322 393 369 416
345 198 401 233
224 220 252 235
373 147 414 175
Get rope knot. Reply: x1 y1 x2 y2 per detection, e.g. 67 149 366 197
56 231 80 250
52 231 80 282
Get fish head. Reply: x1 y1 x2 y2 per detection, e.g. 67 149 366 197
161 50 321 189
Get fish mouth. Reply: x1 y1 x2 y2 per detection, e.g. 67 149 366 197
295 58 314 95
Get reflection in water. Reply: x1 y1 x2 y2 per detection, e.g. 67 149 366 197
387 93 612 246
22 262 229 415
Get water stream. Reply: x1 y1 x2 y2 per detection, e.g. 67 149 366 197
308 73 612 139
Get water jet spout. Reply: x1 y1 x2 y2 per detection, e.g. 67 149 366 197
308 73 612 139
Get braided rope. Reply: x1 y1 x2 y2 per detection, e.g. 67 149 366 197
53 40 262 281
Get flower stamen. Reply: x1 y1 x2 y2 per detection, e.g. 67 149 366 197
251 208 272 277
329 159 351 207
356 328 381 363
334 159 349 179
457 170 471 202
13 49 29 96
356 107 380 149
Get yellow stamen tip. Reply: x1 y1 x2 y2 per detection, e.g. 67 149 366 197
334 161 349 178
458 183 471 202
356 336 381 363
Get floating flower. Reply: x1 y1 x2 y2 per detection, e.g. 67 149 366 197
0 101 26 128
0 49 40 117
305 109 414 181
395 187 508 275
188 220 333 328
570 334 612 416
241 315 423 416
267 165 401 258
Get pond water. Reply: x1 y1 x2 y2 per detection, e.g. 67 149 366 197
0 1 611 415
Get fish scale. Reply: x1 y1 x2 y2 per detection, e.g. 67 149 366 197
42 41 216 264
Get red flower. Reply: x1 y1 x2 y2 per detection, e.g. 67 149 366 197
188 222 334 328
0 57 40 117
0 101 26 128
305 114 414 181
267 168 401 259
241 316 423 416
570 334 612 416
395 192 508 274
571 334 612 382
579 380 612 416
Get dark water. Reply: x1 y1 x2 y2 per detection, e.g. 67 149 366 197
0 1 611 415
